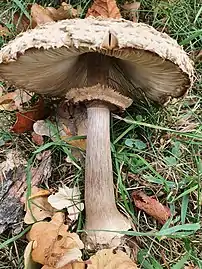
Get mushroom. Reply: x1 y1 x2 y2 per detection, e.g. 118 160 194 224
0 18 194 248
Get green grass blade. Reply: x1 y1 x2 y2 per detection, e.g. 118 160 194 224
171 253 189 269
181 194 189 224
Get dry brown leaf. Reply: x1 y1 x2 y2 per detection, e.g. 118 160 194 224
33 102 87 151
86 0 121 18
24 186 54 224
88 249 138 269
31 3 54 27
28 212 84 267
132 191 171 224
122 1 140 22
0 89 32 111
0 25 10 36
46 3 77 20
11 97 45 133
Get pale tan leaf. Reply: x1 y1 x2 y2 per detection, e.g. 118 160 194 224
46 3 78 21
122 1 140 22
87 249 138 269
13 89 32 109
86 0 121 18
31 3 54 26
57 248 83 268
24 241 41 269
28 212 84 267
48 186 84 221
0 89 32 111
24 186 55 224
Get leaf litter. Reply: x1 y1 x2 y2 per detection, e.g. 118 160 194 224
0 0 195 267
27 212 84 268
24 186 54 224
48 186 84 222
0 150 52 233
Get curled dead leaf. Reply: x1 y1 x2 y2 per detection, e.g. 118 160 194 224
88 248 138 269
132 191 171 224
28 212 84 267
86 0 121 18
24 241 41 269
24 186 54 224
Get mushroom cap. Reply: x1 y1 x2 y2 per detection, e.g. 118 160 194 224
0 17 194 104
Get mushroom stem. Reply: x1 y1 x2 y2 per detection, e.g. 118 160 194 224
85 102 130 247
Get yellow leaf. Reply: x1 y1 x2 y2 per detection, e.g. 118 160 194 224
88 249 138 269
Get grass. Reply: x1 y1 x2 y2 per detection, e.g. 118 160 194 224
0 0 202 268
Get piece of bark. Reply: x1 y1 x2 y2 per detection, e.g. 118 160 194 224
0 150 52 234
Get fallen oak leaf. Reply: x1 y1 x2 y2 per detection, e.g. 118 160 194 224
132 191 171 224
86 0 121 19
87 248 138 269
28 212 84 267
122 1 140 22
11 97 45 133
